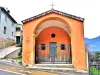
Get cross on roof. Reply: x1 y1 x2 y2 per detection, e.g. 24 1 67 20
50 3 55 9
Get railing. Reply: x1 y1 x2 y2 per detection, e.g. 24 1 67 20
88 51 100 75
36 56 72 64
35 44 72 64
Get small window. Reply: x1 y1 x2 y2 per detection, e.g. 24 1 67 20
41 44 45 50
12 22 14 26
61 44 66 50
5 15 7 22
51 33 55 38
16 27 20 31
12 32 13 36
4 26 6 34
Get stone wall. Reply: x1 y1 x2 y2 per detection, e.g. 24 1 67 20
0 38 16 49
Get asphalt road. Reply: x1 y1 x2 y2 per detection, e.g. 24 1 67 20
0 69 25 75
0 61 57 75
0 60 88 75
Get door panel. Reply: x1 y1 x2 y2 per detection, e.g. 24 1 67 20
50 42 57 57
16 36 20 44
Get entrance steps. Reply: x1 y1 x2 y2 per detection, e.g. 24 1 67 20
26 64 76 73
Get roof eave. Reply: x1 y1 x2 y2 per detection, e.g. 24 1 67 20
22 9 84 24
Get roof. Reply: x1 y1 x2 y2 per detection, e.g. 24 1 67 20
0 6 17 23
15 23 22 25
22 9 84 24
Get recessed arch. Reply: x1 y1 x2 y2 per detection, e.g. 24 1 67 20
36 26 71 40
35 26 71 64
33 17 72 34
35 20 71 37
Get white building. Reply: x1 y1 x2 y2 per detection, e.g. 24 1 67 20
14 23 22 44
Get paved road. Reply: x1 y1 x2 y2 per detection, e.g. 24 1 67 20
0 61 57 75
0 61 88 75
0 69 25 75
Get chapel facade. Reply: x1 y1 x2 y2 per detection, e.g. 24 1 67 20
22 9 87 70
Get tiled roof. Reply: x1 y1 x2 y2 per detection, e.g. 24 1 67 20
22 9 84 24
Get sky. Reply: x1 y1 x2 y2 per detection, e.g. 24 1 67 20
0 0 100 38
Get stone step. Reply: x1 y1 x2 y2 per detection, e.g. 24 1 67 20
26 64 75 73
34 64 74 68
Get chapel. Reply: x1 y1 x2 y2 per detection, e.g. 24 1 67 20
22 9 87 70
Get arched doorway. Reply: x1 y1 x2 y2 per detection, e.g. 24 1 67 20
35 26 72 64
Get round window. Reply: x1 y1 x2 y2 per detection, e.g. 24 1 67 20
51 33 55 38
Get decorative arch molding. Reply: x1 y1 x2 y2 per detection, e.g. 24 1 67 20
33 17 72 34
35 20 70 37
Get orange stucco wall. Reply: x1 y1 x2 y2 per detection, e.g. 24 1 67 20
22 13 87 70
36 26 71 57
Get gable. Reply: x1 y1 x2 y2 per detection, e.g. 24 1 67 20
22 9 84 24
0 7 17 23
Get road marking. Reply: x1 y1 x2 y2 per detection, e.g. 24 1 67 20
0 69 26 75
20 70 32 74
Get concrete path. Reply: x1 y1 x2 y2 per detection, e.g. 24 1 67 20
0 46 21 58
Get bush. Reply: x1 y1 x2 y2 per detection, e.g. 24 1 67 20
18 61 22 65
17 55 22 59
17 55 22 65
90 66 100 74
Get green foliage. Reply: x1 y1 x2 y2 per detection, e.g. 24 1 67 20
94 52 100 62
90 66 100 74
17 55 22 65
95 52 100 58
18 61 22 65
17 55 22 59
